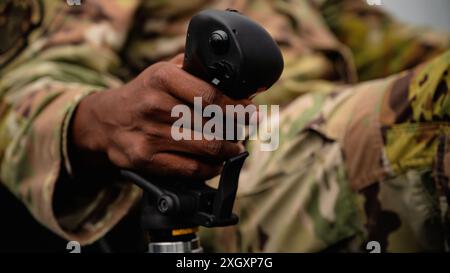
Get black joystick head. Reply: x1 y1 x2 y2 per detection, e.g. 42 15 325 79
183 9 284 99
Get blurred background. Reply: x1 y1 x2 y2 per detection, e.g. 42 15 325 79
382 0 450 32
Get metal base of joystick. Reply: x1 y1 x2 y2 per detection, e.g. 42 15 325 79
148 235 203 253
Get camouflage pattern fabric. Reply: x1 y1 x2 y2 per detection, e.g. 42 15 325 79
0 0 449 250
0 0 142 244
215 51 450 252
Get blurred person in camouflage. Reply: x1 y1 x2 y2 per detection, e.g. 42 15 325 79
0 0 449 252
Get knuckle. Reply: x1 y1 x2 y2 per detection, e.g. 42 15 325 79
205 140 224 157
107 148 130 169
185 161 201 177
141 92 163 115
201 87 217 105
149 62 172 87
128 140 150 167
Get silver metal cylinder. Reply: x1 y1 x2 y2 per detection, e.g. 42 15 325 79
147 236 203 253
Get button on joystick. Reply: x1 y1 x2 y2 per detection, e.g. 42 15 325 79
209 30 229 55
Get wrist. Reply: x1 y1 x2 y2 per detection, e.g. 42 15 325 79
68 90 115 176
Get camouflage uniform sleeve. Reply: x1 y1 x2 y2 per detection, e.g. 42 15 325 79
224 50 450 252
0 0 141 244
342 50 450 252
320 0 450 81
